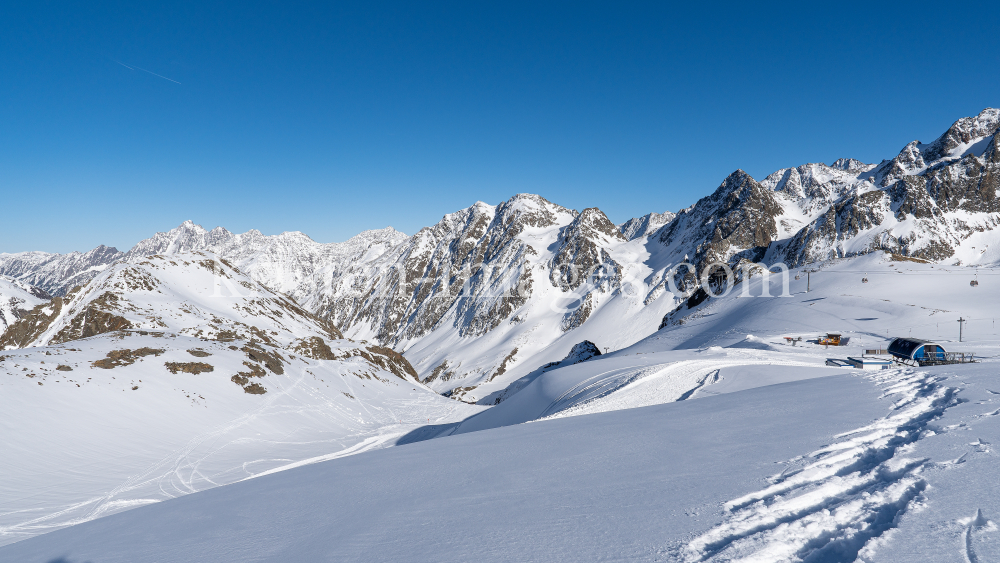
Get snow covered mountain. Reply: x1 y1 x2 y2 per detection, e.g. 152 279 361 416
0 252 479 545
3 109 999 403
0 224 407 299
312 195 686 402
618 210 676 240
0 245 123 297
769 108 1000 266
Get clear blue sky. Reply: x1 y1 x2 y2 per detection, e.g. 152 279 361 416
2 1 999 253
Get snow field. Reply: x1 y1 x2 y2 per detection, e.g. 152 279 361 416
0 372 889 563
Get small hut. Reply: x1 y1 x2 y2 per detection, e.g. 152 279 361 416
846 357 893 370
819 332 843 346
887 338 947 365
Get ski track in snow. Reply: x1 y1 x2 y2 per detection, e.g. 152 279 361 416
541 353 819 421
0 365 472 541
680 367 962 563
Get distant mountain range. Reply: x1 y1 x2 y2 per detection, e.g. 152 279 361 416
3 108 998 401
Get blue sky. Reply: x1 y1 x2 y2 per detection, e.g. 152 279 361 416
2 1 999 253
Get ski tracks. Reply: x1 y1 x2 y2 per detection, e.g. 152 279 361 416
682 368 961 563
543 355 816 421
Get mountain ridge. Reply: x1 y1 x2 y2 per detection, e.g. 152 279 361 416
3 107 999 401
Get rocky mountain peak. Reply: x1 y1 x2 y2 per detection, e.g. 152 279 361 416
921 107 1000 163
655 169 783 275
877 109 1000 187
492 193 574 233
570 208 626 242
829 158 869 171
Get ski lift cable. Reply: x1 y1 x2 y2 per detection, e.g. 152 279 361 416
813 270 1000 276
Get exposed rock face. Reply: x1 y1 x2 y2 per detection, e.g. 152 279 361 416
164 362 214 374
318 201 499 343
361 345 420 381
0 291 77 350
829 158 870 171
777 189 895 264
92 348 165 369
315 195 583 347
50 292 135 345
655 169 785 291
562 340 602 363
290 336 338 360
550 208 625 292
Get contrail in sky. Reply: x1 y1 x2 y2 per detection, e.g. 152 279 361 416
113 59 182 85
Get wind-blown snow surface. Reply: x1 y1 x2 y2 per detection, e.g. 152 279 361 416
3 252 999 561
0 373 889 563
4 361 998 563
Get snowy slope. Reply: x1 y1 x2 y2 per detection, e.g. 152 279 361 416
0 276 48 334
0 253 481 546
3 357 997 562
386 249 992 434
465 251 1000 428
0 372 890 563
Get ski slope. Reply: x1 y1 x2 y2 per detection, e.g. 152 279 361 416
3 358 998 563
0 371 888 563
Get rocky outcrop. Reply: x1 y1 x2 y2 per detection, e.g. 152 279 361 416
0 289 80 350
92 348 165 369
562 340 602 363
0 276 51 334
50 292 134 345
479 340 602 406
550 208 625 292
